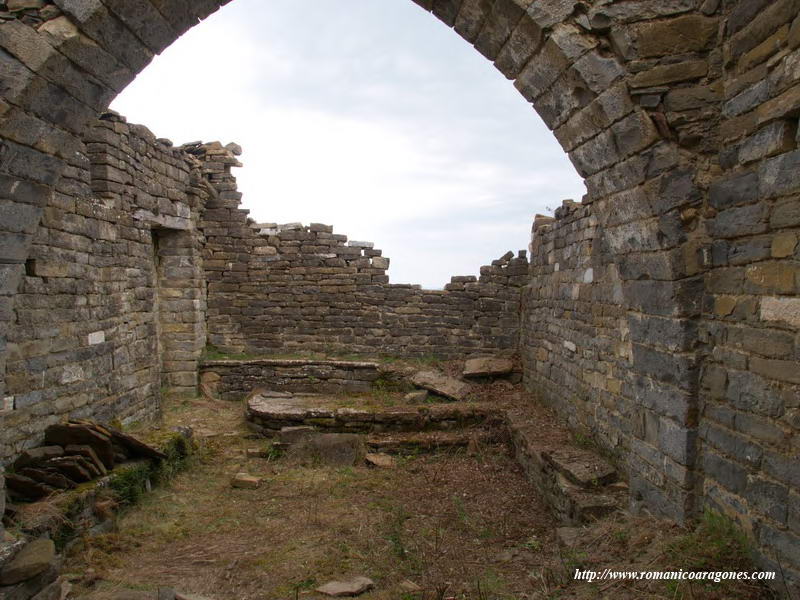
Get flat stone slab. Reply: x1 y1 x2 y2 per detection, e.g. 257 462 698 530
365 453 396 468
410 371 470 401
463 357 514 378
316 576 375 597
287 433 366 467
543 448 618 488
246 393 494 433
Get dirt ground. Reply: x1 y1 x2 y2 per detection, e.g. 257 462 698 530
61 389 778 600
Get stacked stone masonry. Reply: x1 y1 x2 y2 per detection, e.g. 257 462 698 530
198 144 528 359
0 0 797 591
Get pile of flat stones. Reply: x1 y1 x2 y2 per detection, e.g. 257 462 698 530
5 421 166 502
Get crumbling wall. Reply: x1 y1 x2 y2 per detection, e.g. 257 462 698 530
197 145 528 359
0 113 208 463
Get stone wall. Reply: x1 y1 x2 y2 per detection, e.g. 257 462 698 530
198 145 528 359
519 0 800 585
0 0 798 590
200 358 382 399
698 0 800 580
0 113 208 463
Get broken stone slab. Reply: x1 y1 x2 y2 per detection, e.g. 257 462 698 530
315 576 375 597
12 447 64 471
42 457 94 483
44 424 114 469
107 429 167 461
543 448 617 488
231 473 261 489
410 371 469 401
463 357 514 378
65 444 108 476
287 433 366 467
5 474 56 501
0 538 55 585
365 453 396 468
17 469 74 490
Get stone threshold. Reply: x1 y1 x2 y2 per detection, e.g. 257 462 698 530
246 391 626 525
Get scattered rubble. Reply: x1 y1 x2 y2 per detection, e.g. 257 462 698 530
6 422 168 503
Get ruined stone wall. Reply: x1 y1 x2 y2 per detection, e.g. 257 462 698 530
198 146 528 359
0 113 208 463
520 0 800 585
698 0 800 579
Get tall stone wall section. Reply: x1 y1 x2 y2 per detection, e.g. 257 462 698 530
198 145 528 358
520 0 800 585
698 0 800 580
0 113 208 463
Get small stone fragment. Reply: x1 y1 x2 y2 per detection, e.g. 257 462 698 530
231 473 261 489
365 453 396 468
556 526 583 547
316 576 375 597
403 390 428 403
399 579 422 592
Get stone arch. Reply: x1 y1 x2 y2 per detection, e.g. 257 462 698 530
0 0 700 501
3 0 798 585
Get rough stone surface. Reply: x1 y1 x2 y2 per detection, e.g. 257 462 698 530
411 371 470 401
230 473 260 490
315 577 375 597
287 434 367 467
463 357 515 378
0 538 55 585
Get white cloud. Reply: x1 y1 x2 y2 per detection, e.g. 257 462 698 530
111 0 585 289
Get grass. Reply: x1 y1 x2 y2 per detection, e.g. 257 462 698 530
59 395 780 600
63 397 551 600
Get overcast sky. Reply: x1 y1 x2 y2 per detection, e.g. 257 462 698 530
111 0 585 289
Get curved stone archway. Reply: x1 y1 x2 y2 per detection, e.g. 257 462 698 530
0 0 798 586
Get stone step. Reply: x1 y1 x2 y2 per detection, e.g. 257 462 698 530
246 391 501 435
366 429 503 453
504 412 624 525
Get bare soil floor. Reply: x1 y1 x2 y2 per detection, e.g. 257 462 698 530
63 393 777 600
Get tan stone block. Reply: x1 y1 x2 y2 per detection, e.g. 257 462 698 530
739 24 790 72
772 231 798 257
756 84 800 126
636 15 719 58
630 60 708 88
761 296 800 327
714 295 737 317
745 262 796 293
790 15 800 49
720 111 758 142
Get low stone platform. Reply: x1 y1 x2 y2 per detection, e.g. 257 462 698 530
245 392 498 434
246 390 624 525
201 359 383 400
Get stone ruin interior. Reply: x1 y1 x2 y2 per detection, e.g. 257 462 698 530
0 0 799 598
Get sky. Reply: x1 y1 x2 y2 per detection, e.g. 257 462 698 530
111 0 586 289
